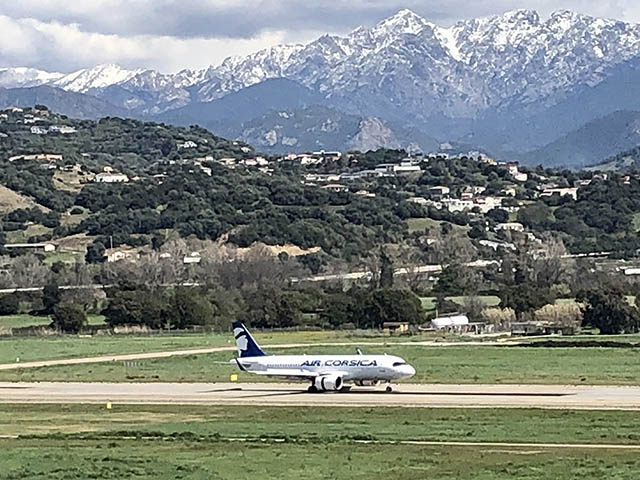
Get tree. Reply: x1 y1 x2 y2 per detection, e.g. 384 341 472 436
103 288 168 329
487 208 509 223
499 284 555 321
379 249 394 288
50 302 87 333
578 290 640 334
360 289 425 329
0 295 19 315
85 241 106 264
41 283 61 315
171 287 214 329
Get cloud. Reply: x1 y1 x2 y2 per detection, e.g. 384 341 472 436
0 1 639 72
0 15 290 72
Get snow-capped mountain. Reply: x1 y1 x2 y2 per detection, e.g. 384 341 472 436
4 8 640 163
0 67 64 88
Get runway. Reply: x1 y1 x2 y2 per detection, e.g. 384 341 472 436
1 382 639 410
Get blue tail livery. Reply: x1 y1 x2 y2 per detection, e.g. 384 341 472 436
232 321 266 358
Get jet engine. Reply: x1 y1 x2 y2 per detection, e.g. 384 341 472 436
314 375 343 391
354 380 379 387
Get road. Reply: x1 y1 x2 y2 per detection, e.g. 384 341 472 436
0 340 516 371
1 382 639 410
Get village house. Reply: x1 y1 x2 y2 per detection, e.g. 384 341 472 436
49 125 77 134
30 126 48 135
540 187 578 200
428 185 450 199
9 153 63 162
322 184 349 193
177 140 197 149
4 243 56 252
94 172 130 183
441 198 474 212
496 222 525 232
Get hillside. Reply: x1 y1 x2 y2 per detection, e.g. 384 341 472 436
0 85 128 119
519 111 640 168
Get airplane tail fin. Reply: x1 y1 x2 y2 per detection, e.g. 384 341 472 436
232 321 266 358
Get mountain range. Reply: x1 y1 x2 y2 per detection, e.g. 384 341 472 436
3 9 640 166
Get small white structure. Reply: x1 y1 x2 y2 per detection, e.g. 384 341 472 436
178 140 197 149
30 126 48 135
540 187 578 201
94 172 129 183
49 125 77 134
4 243 56 252
432 314 469 330
496 222 525 232
183 252 201 264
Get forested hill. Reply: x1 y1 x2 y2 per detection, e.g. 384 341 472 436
0 106 421 264
4 105 640 272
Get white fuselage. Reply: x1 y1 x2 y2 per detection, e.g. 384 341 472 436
235 354 416 382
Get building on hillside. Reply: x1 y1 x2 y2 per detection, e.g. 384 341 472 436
322 184 349 193
428 186 450 199
30 126 48 135
473 196 503 213
7 106 23 113
479 239 516 251
177 140 197 149
183 252 201 264
106 249 138 263
4 243 56 252
9 153 63 162
408 196 428 205
441 198 474 212
540 187 578 201
94 172 129 183
49 125 77 134
355 190 375 197
496 222 525 232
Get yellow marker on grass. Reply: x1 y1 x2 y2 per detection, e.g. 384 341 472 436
229 374 238 382
106 402 112 410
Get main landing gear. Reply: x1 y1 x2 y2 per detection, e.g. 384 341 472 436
308 385 318 393
385 382 393 393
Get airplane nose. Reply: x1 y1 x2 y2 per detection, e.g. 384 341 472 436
403 364 416 377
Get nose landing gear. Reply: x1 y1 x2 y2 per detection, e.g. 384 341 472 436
385 382 393 393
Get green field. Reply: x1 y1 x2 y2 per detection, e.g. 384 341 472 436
2 344 639 385
0 314 106 329
1 405 639 479
0 329 453 365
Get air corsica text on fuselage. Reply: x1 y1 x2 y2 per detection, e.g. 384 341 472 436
301 359 378 367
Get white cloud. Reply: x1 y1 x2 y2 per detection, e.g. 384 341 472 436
0 15 292 72
1 1 640 72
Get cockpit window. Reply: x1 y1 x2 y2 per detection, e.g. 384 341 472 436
392 362 406 367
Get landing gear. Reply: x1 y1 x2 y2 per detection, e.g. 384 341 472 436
307 384 318 393
385 383 393 393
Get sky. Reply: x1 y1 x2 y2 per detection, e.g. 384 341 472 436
1 0 639 73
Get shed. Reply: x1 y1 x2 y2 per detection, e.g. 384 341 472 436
382 322 410 333
432 314 469 330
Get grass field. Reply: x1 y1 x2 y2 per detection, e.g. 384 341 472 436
0 329 455 365
1 405 640 479
2 344 639 385
0 314 105 329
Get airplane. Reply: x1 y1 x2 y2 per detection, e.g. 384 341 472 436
230 321 416 392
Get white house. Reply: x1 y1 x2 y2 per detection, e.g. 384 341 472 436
94 172 129 183
540 187 578 201
177 140 197 149
496 222 525 232
30 126 48 135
